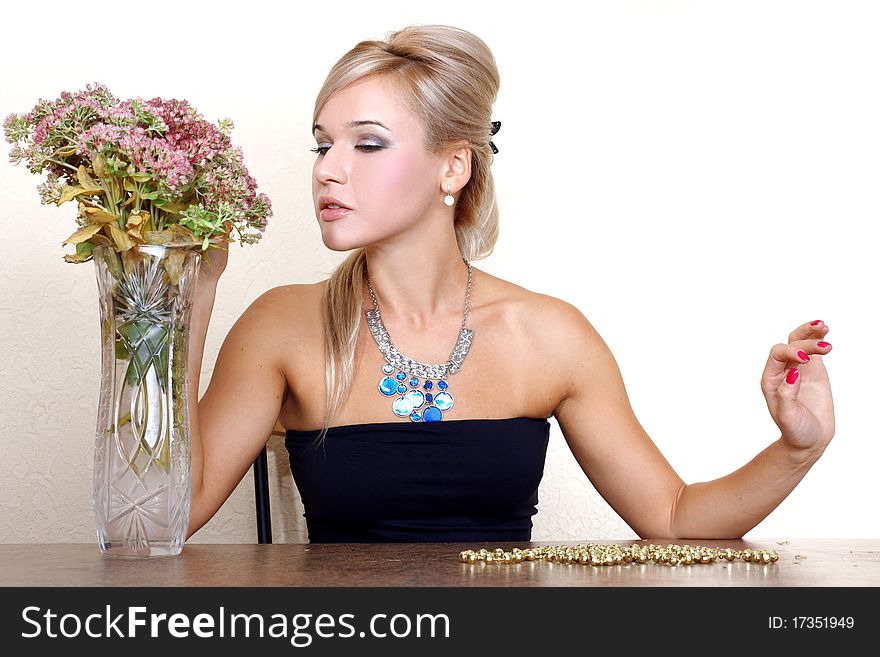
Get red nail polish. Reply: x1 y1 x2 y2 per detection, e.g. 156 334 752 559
797 350 810 361
810 320 822 326
817 341 830 348
786 368 799 385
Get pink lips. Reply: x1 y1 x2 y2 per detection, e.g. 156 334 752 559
319 207 352 221
318 195 352 222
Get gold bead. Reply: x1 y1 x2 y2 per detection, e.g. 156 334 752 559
456 542 777 569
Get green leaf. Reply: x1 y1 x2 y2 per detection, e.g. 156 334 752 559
153 199 184 214
105 249 123 280
131 172 152 183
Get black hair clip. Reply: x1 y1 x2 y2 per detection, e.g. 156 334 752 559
490 120 501 154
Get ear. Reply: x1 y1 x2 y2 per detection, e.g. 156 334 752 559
439 141 472 198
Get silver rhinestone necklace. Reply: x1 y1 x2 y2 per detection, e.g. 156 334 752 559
366 256 474 422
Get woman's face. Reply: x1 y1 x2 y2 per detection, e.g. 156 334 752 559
311 76 445 251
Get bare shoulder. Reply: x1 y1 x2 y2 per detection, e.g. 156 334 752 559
476 269 612 405
230 281 325 353
254 281 324 320
477 268 602 350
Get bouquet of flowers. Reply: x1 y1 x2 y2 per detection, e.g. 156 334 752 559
4 84 272 556
4 83 271 271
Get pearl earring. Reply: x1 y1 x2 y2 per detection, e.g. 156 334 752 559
443 183 455 207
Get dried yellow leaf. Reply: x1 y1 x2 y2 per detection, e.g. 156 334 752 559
126 211 147 228
126 212 148 242
62 223 104 246
63 252 93 263
163 249 186 285
76 166 103 193
167 224 198 244
143 230 173 245
108 223 133 251
57 185 85 205
79 205 118 224
93 154 107 177
89 233 113 247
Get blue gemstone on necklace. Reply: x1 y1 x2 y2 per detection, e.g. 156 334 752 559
434 391 454 411
383 364 394 374
397 383 407 394
379 377 399 396
392 397 414 417
422 405 442 422
438 380 448 390
410 411 422 422
409 377 419 387
396 371 407 381
425 393 433 403
404 389 425 408
423 380 433 390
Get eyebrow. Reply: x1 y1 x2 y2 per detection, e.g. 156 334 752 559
312 120 391 134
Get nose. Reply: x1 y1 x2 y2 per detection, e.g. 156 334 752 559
313 146 348 186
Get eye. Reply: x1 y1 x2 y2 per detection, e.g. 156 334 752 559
310 143 385 156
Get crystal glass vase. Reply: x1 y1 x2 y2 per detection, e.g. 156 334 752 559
91 243 202 557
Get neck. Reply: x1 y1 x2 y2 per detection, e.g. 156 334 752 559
364 229 470 329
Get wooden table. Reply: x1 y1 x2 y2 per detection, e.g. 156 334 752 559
1 538 877 587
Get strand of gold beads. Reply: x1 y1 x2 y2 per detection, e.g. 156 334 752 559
459 543 779 566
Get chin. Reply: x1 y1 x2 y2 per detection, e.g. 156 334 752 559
319 223 394 253
319 230 369 253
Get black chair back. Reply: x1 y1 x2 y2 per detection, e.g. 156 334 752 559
253 446 272 543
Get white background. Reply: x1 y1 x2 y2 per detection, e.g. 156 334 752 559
1 0 877 543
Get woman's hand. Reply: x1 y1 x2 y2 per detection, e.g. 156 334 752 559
761 320 835 454
196 241 230 290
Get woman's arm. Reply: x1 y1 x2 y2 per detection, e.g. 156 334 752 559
548 301 835 539
186 252 292 539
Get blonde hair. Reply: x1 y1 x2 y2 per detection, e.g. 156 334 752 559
315 24 501 441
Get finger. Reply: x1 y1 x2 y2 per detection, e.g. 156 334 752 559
788 319 830 343
764 343 806 381
787 338 833 361
773 366 804 430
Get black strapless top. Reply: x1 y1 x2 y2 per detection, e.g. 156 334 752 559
284 417 551 543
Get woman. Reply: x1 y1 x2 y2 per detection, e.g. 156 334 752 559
186 25 835 543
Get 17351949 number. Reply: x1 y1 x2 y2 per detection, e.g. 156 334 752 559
769 616 855 630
